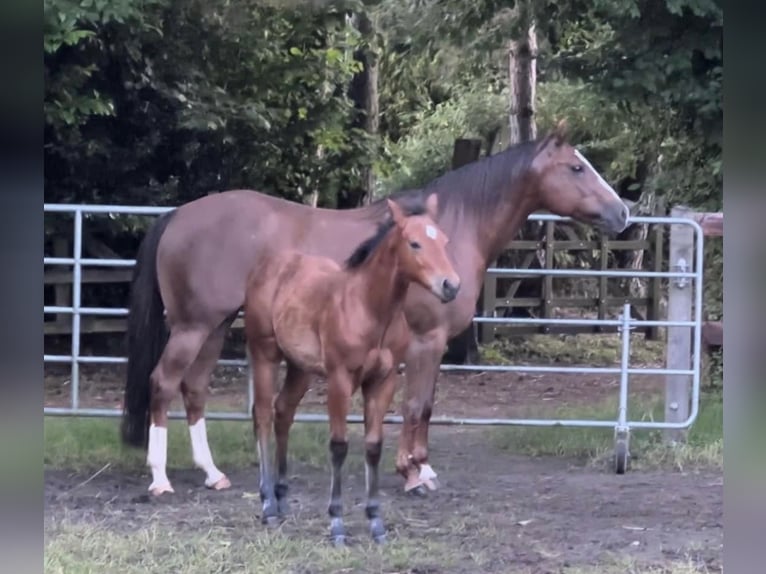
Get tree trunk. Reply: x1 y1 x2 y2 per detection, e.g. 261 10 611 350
508 6 537 144
339 10 379 208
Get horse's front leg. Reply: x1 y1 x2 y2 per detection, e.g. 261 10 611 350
396 327 447 496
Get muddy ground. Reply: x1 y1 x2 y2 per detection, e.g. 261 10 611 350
44 359 722 573
44 426 722 573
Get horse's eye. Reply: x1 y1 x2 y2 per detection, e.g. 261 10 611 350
571 164 584 173
409 241 421 250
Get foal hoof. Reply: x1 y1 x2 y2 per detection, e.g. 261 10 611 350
423 477 440 491
369 518 387 544
207 475 231 491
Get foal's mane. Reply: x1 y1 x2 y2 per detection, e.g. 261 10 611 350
344 201 428 270
368 135 552 221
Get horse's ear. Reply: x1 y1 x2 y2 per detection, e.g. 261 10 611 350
425 193 439 219
553 118 569 146
386 198 406 225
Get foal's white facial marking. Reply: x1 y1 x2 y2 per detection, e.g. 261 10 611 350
425 225 438 240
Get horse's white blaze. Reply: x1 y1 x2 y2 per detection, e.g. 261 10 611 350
574 150 622 202
147 423 171 490
425 225 438 240
189 418 226 487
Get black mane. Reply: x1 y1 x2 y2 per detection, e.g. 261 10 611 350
367 135 549 222
344 201 427 270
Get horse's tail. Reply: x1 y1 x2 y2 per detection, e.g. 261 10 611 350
120 210 176 449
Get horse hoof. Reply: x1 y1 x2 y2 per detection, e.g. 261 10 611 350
207 476 231 491
331 535 347 548
148 483 174 496
262 515 280 528
423 477 440 491
405 484 428 498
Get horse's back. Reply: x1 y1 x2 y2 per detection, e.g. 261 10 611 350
157 190 309 322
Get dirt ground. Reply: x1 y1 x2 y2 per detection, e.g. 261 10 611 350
44 426 722 573
43 360 722 573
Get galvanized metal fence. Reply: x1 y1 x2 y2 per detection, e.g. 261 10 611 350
43 204 705 473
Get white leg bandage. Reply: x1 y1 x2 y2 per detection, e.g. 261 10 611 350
147 424 172 492
189 418 225 487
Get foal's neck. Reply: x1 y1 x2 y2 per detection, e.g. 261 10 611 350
347 231 409 331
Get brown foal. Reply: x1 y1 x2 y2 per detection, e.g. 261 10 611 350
243 195 459 544
122 120 631 501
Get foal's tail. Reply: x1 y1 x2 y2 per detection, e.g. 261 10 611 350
120 210 176 449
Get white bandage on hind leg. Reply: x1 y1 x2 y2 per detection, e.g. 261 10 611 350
189 418 225 487
147 424 172 491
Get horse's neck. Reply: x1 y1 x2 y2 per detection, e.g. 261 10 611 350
344 240 409 337
440 189 539 268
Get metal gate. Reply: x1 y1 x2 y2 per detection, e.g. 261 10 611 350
43 203 705 473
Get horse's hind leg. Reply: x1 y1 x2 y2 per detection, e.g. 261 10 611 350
273 362 312 517
181 321 232 491
147 326 209 496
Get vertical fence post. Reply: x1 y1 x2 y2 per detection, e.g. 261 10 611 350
664 206 694 444
71 209 83 410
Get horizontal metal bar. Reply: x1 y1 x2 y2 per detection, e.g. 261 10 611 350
42 205 705 238
42 407 698 431
44 306 128 316
486 267 696 279
43 353 694 377
44 257 136 267
42 306 696 329
473 317 696 327
44 204 175 215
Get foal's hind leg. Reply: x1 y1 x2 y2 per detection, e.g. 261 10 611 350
181 322 232 491
147 326 209 495
248 344 282 525
273 362 312 517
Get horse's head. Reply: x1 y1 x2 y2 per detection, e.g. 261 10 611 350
530 120 630 234
387 194 461 303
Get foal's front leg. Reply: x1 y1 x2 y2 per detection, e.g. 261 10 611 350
361 358 399 544
326 367 353 546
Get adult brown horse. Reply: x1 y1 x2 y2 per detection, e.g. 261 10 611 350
244 195 458 544
121 120 630 498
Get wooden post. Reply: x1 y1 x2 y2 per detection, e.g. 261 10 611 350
53 237 71 331
442 139 483 364
647 198 665 340
664 206 694 444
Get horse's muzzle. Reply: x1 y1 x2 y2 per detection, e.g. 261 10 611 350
440 278 460 303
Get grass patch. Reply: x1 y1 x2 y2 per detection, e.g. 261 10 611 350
564 555 715 574
480 333 665 366
44 520 455 574
490 390 723 471
44 417 335 473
